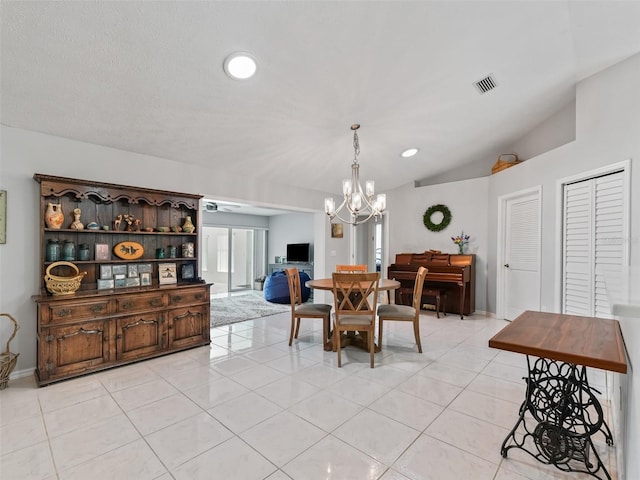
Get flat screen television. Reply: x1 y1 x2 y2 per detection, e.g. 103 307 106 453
286 243 310 263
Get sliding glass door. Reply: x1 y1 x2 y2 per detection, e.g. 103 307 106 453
230 228 254 291
202 226 265 295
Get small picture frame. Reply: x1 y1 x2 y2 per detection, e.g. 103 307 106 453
127 264 139 278
331 223 344 238
139 272 151 286
97 278 114 290
181 263 195 280
112 265 127 276
114 274 126 288
95 243 110 261
125 277 140 287
158 262 177 285
100 264 112 280
138 263 152 274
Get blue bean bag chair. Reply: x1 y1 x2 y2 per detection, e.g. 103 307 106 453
264 270 311 304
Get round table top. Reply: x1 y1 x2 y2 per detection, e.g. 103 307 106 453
306 278 400 291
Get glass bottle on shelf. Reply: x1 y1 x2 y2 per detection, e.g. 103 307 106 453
46 239 61 262
78 243 90 261
62 240 76 261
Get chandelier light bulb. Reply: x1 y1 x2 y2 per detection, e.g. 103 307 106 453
365 180 375 197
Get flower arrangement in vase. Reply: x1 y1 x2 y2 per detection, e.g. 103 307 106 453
452 231 470 254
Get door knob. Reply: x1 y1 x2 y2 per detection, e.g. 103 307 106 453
504 264 509 268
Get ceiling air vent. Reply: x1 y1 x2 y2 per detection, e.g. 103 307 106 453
474 74 497 94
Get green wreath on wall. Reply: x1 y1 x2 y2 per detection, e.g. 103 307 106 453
423 204 452 232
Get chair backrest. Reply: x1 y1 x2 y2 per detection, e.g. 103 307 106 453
336 264 367 273
284 268 302 307
412 266 428 311
332 272 380 320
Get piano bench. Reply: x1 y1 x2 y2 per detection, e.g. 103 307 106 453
421 288 447 318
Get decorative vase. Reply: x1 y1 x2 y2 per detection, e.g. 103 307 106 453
44 203 64 229
69 208 84 230
182 242 194 258
458 243 465 254
182 216 195 234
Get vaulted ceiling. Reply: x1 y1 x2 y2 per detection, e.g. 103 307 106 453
2 1 639 197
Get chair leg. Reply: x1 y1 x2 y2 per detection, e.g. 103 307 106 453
323 315 331 350
436 295 440 318
294 318 301 339
413 318 423 353
442 293 447 316
335 326 342 367
288 315 296 346
378 319 384 351
369 328 375 368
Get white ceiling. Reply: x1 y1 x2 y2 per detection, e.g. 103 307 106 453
2 1 640 204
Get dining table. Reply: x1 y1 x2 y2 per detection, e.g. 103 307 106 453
306 277 400 352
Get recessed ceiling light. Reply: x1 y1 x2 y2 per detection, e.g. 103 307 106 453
401 148 419 158
223 52 257 80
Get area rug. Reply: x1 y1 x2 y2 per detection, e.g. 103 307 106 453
210 291 290 327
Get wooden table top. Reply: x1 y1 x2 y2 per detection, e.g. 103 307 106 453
488 310 627 373
306 278 400 291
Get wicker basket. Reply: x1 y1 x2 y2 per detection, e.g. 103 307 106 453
0 313 19 390
491 154 522 174
44 261 87 295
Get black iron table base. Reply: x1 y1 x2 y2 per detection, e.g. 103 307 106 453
501 356 614 480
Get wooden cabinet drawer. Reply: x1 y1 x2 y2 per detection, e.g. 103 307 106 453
115 293 166 313
45 300 110 325
168 287 208 307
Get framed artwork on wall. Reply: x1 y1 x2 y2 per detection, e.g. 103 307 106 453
331 223 344 238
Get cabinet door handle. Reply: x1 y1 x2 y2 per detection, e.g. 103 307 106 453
90 305 104 313
61 328 100 340
150 298 162 307
55 308 71 318
122 301 133 310
172 296 182 302
194 294 203 300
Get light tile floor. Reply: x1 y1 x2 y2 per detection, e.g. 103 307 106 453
0 311 618 480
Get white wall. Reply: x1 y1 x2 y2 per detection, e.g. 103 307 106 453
267 212 314 265
386 176 489 313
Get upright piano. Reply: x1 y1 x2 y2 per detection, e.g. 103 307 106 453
387 252 475 318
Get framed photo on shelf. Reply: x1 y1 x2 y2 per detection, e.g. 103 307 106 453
181 263 195 280
112 265 127 276
114 274 126 288
138 263 152 274
99 264 112 280
139 272 151 286
97 279 114 290
95 243 110 261
125 277 140 287
127 264 138 278
158 263 177 285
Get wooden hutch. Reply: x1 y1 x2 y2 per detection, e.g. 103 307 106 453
32 174 211 386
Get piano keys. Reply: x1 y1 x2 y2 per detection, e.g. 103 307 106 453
388 253 475 318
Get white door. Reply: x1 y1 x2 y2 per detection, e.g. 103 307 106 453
502 190 541 320
562 171 625 318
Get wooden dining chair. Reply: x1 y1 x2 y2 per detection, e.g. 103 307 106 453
331 272 380 368
285 268 332 349
336 264 367 273
377 266 427 353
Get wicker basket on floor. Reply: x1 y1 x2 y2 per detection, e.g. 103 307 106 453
0 313 19 390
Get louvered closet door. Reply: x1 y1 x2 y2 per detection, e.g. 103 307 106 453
562 171 624 318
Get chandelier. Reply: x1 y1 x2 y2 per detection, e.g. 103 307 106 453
324 124 386 225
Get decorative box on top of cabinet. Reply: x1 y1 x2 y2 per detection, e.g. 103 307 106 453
32 174 211 386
